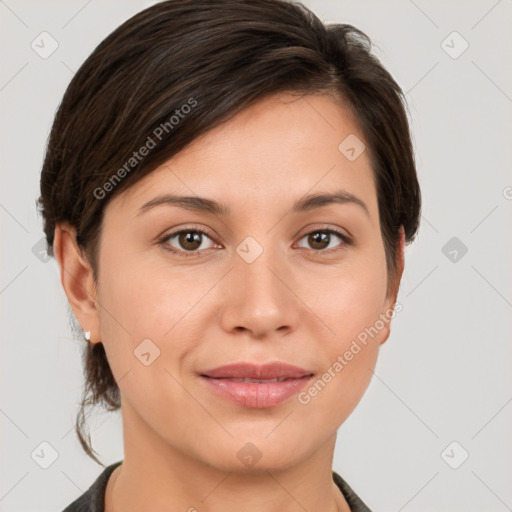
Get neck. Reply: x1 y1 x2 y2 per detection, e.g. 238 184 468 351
105 401 352 512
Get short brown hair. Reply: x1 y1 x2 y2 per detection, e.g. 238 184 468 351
37 0 421 465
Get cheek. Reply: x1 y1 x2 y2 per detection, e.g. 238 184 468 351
94 247 185 378
97 240 201 334
322 243 389 343
94 259 199 423
95 245 222 387
302 248 388 422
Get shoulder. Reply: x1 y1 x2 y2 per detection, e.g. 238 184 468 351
61 461 123 512
332 470 373 512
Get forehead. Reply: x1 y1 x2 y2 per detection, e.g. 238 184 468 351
109 92 377 219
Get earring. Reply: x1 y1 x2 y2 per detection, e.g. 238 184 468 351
84 331 91 342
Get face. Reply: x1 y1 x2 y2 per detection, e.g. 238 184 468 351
81 92 401 472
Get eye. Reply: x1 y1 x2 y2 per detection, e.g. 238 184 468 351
159 228 217 257
295 228 351 253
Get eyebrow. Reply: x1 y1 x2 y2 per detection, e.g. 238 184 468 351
137 189 369 217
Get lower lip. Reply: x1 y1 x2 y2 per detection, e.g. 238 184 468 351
200 375 313 408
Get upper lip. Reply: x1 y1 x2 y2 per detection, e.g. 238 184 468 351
200 362 314 380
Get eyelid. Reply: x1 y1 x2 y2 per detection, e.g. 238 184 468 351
295 223 352 242
158 225 219 257
292 226 352 254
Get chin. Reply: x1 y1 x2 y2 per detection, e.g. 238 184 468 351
197 436 309 475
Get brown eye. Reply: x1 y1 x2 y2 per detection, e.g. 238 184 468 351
307 232 330 250
178 231 203 251
297 229 350 252
161 229 216 257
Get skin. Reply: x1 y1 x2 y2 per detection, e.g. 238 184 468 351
54 92 404 512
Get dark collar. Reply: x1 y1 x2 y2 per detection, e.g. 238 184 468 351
62 461 372 512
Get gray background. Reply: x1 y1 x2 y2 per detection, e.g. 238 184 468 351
1 0 511 510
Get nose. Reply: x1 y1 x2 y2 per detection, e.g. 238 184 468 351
219 243 300 339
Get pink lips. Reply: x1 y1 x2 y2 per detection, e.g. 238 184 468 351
200 362 314 408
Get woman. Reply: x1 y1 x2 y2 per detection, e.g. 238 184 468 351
38 0 421 510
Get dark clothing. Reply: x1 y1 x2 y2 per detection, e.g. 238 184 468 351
62 460 372 511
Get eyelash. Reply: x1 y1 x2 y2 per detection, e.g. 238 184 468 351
158 226 352 258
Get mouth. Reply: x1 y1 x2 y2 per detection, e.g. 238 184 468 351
206 376 291 383
199 362 314 408
200 361 314 380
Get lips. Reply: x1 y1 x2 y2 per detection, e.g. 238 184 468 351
199 362 314 408
200 362 313 380
216 376 288 383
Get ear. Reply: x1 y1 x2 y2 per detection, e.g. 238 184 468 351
379 226 405 346
53 223 101 344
